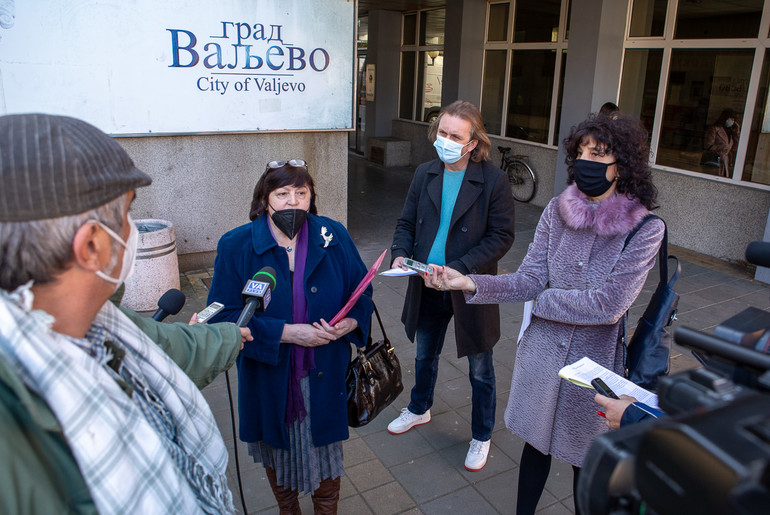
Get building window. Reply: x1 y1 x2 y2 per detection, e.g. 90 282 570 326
481 0 569 145
507 50 557 142
629 0 667 38
658 49 753 175
619 49 664 140
621 0 770 185
487 3 509 42
674 0 763 39
399 9 445 122
481 50 507 135
513 0 562 43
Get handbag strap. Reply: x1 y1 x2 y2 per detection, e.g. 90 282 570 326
362 293 389 346
620 213 682 354
623 214 681 286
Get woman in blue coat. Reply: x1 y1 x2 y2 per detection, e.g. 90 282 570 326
207 160 372 514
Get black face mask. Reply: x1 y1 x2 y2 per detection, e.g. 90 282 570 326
572 159 617 197
270 208 308 239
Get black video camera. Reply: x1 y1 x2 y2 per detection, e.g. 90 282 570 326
578 243 770 514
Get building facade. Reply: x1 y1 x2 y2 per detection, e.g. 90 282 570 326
359 0 770 279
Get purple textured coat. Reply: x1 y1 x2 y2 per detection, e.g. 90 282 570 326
467 184 664 466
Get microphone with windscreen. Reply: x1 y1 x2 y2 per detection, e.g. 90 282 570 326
236 267 277 327
152 288 186 321
746 241 770 268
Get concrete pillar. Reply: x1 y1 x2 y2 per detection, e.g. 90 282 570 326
554 0 629 194
442 0 487 105
755 210 770 284
365 10 401 143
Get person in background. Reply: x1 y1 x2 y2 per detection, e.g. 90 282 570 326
426 114 664 514
599 101 620 118
387 100 516 472
704 108 741 178
0 113 247 514
207 160 373 514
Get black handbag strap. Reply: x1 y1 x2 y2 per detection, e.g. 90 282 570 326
623 214 681 286
620 214 681 353
361 293 389 346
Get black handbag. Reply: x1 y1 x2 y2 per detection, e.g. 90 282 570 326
700 151 720 167
701 145 720 168
346 300 403 427
623 214 681 391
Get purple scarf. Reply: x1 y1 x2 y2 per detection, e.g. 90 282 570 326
279 222 316 425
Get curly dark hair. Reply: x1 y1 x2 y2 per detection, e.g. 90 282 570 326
564 114 658 210
249 161 318 220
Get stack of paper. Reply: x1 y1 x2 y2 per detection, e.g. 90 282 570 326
558 356 659 409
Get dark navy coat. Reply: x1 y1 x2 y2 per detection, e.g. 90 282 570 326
208 214 372 449
391 158 516 357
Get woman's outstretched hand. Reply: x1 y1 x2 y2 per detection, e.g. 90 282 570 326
423 265 477 293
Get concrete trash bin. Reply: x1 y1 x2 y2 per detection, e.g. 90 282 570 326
121 219 181 312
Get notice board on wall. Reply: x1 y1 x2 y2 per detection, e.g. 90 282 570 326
0 0 356 135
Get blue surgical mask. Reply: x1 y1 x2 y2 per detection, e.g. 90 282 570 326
725 119 735 128
433 135 473 164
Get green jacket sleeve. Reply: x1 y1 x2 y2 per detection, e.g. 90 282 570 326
120 307 241 389
0 358 96 514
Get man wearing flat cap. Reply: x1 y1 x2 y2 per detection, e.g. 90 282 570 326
0 113 246 514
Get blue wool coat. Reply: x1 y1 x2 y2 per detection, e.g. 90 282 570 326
207 214 372 450
468 185 664 466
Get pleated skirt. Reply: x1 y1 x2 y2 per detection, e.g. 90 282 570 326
248 377 344 493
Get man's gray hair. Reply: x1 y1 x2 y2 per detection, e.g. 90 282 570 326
0 195 127 291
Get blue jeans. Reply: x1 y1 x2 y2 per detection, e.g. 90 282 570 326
407 287 496 441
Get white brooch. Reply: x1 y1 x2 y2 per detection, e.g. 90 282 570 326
321 226 333 248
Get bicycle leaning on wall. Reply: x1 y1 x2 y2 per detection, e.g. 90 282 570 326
498 145 537 203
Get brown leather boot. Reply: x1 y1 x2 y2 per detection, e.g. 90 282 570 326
311 476 341 515
265 466 301 514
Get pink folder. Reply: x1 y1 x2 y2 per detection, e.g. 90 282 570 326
329 249 387 325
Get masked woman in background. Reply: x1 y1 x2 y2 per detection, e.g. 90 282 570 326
704 108 740 178
207 160 373 514
425 114 664 515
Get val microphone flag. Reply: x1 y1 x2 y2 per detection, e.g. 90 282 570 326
329 249 387 325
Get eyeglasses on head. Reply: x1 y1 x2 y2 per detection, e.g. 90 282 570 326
267 159 307 169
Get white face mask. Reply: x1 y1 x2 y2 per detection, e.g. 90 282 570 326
433 135 473 164
90 213 138 289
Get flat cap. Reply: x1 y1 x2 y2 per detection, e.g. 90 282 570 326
0 113 152 221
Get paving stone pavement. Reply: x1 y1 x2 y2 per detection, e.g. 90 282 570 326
158 153 770 514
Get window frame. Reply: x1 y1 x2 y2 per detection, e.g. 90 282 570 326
399 8 446 123
481 0 570 145
623 0 770 185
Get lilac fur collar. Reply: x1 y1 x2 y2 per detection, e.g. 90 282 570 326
557 184 649 236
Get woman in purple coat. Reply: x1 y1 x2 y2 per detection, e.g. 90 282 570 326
428 114 664 515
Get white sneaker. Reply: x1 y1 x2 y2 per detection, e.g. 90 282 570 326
387 407 431 434
464 438 491 471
